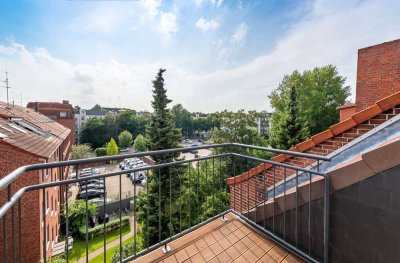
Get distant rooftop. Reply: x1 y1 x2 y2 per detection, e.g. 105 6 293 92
0 101 70 158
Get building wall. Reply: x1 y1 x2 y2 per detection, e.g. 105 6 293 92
356 39 400 112
338 105 356 122
0 143 41 263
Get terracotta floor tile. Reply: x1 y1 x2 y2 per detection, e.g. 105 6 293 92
257 253 276 262
210 242 224 256
190 253 205 263
225 246 241 261
219 225 231 236
240 225 252 235
200 247 215 262
226 232 239 244
257 238 275 252
208 257 220 263
182 259 192 263
249 243 266 259
218 237 231 250
175 249 190 263
164 254 178 263
185 243 199 258
233 255 248 263
267 245 288 262
211 229 224 241
195 238 208 251
233 229 246 240
280 253 304 263
226 222 238 232
204 234 217 246
241 236 254 249
247 232 262 243
233 240 248 254
242 249 258 263
216 251 231 262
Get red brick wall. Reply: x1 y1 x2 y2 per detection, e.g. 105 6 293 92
356 39 400 112
338 105 356 122
230 106 400 212
0 143 41 263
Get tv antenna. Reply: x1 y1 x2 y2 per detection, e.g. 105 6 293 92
1 64 12 105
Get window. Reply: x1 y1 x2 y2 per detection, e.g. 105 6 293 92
60 111 67 117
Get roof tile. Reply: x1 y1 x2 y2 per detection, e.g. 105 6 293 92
330 118 357 135
376 91 400 111
311 129 334 144
352 104 382 124
295 139 315 152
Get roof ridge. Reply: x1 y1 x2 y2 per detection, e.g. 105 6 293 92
227 90 400 185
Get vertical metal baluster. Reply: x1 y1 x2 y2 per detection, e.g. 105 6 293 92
295 170 299 248
283 167 286 240
75 165 78 180
179 168 182 233
240 159 243 214
65 184 69 263
212 158 215 215
308 172 312 255
233 156 236 211
146 170 149 250
219 156 224 221
197 160 200 225
273 166 276 235
10 185 15 263
205 159 208 214
42 188 47 263
85 179 89 263
169 168 172 244
2 210 6 263
18 199 22 263
158 169 161 243
103 175 107 262
263 163 266 228
134 170 137 256
188 164 192 227
247 159 250 218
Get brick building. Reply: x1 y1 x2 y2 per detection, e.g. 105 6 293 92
27 100 75 146
228 39 400 211
0 102 71 262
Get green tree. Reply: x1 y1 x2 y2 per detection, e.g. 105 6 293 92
66 200 96 234
269 86 309 150
136 69 183 246
133 134 148 152
171 104 194 137
80 117 108 148
118 130 133 148
92 104 103 110
269 65 350 136
106 138 119 156
71 144 92 159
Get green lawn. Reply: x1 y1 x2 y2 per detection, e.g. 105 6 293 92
90 235 135 263
68 225 131 262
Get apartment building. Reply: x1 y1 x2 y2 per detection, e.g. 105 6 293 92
0 103 71 262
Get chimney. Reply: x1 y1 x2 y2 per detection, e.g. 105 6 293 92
355 39 400 112
337 103 356 121
62 100 69 104
35 102 39 112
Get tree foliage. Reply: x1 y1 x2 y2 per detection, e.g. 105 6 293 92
71 144 92 160
133 134 148 152
269 65 350 137
269 86 308 149
66 200 96 234
171 104 194 137
106 138 119 156
118 130 133 148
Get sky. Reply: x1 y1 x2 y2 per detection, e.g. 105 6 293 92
0 0 399 113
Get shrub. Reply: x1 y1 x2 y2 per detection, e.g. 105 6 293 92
95 147 107 156
78 216 130 240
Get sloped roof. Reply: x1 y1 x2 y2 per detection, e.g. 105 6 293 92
85 109 106 116
227 91 400 185
0 102 70 158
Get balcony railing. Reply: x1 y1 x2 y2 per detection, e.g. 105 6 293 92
0 143 330 263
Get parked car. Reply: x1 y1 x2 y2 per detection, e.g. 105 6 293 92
141 177 147 186
77 189 105 200
190 149 198 154
88 215 96 228
130 172 146 184
80 171 94 177
80 179 104 186
89 197 112 206
80 183 105 191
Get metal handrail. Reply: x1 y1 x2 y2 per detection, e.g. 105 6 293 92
0 143 330 263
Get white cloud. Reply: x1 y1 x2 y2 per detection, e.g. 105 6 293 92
141 0 162 18
195 0 223 8
1 0 399 113
158 12 178 34
195 17 218 31
231 22 247 45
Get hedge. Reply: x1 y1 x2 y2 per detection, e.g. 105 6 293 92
95 147 107 157
78 216 130 240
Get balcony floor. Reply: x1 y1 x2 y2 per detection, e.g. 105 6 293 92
132 212 304 263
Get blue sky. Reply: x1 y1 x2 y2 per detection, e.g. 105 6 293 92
0 0 399 112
